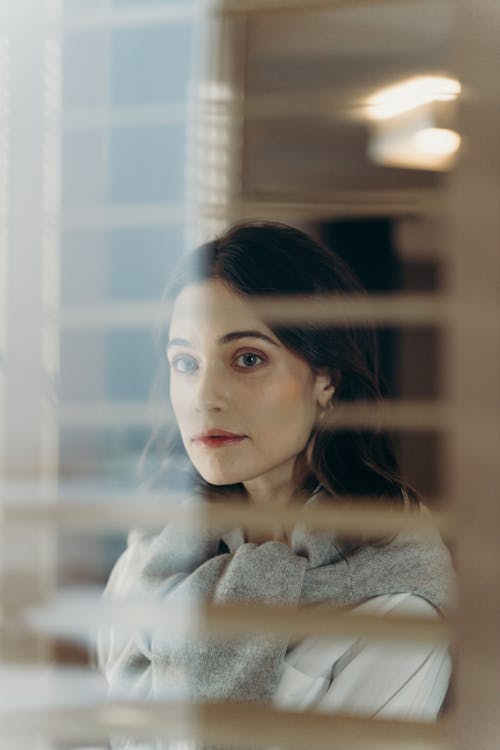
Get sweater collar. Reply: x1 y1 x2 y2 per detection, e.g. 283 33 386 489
221 489 345 569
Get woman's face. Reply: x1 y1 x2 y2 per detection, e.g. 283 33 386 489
167 280 334 493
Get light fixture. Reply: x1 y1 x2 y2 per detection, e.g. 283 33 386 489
365 75 461 121
365 75 461 171
368 124 461 171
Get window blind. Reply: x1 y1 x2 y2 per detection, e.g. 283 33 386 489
1 1 499 749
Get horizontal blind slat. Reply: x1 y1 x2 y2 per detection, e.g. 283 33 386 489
0 699 449 749
2 497 454 538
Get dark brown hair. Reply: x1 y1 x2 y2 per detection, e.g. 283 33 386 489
143 220 417 530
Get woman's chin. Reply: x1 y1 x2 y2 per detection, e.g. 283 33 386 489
196 466 245 487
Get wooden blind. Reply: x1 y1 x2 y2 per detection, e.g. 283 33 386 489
1 1 499 749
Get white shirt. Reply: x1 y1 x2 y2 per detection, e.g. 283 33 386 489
273 592 451 720
160 594 451 750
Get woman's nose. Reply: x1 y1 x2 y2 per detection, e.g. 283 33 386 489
194 363 228 413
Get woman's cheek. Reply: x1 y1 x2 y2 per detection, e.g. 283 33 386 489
254 375 307 408
170 379 190 426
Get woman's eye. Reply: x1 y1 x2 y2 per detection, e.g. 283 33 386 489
234 352 265 368
171 355 198 373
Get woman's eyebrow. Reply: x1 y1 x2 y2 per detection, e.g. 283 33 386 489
167 330 280 350
218 330 280 347
167 337 191 350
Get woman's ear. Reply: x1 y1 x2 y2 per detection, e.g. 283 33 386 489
314 368 339 408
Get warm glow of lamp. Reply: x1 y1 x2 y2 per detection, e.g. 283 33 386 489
413 127 461 158
366 75 461 121
368 125 461 171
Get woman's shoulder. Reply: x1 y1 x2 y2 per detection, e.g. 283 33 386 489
346 507 456 615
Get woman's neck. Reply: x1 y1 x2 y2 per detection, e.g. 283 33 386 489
242 454 312 507
241 470 315 545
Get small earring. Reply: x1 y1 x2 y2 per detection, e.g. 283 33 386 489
323 387 335 411
318 385 335 422
319 399 334 423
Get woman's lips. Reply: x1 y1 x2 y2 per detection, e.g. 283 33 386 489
192 431 246 448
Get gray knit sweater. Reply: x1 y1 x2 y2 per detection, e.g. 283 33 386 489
97 495 455 748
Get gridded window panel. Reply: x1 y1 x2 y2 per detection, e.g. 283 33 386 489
61 224 184 303
59 328 159 402
62 29 110 111
109 22 195 105
108 224 184 299
62 130 108 209
61 230 110 305
58 424 153 486
108 122 187 203
57 526 127 585
62 123 188 208
107 328 159 401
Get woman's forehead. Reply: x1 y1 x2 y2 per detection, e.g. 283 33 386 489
169 280 273 340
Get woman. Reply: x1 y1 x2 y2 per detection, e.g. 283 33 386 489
97 221 454 746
